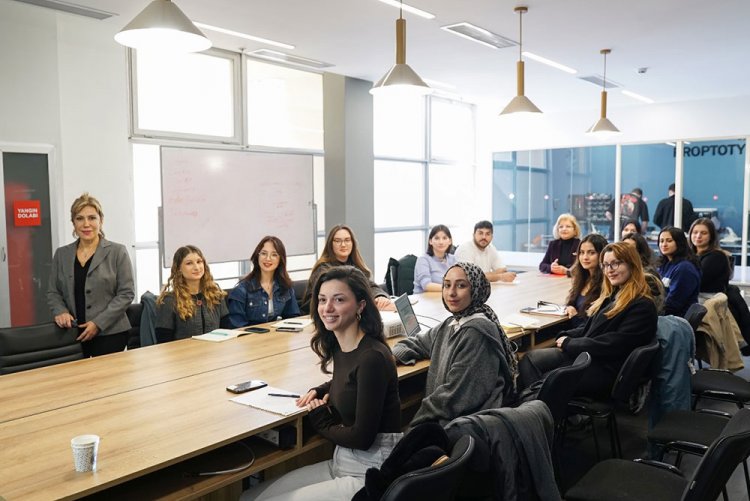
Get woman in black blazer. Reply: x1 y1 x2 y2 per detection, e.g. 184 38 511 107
47 193 134 357
522 242 657 398
539 213 581 275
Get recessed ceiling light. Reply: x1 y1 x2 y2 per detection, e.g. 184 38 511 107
522 51 577 74
375 0 435 20
440 22 516 50
621 89 655 104
248 49 333 69
194 22 294 50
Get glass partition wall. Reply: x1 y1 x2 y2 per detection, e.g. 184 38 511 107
492 137 750 283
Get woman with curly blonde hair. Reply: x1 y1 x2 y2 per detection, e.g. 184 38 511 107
155 245 228 342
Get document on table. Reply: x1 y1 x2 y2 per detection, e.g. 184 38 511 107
500 313 542 334
273 318 313 332
192 329 243 342
230 386 306 417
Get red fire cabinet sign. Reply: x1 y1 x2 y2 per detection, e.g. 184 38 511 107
14 200 42 227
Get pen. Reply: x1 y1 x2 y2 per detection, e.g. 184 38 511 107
285 321 303 325
268 393 300 398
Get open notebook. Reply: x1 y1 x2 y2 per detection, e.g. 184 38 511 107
192 329 243 342
230 386 307 417
500 314 542 335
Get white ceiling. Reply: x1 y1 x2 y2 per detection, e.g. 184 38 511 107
63 0 750 112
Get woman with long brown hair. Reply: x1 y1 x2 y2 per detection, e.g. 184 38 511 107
301 225 391 312
227 236 300 327
520 242 657 398
155 245 228 342
564 233 608 327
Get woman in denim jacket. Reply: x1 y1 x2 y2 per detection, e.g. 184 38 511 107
227 236 300 327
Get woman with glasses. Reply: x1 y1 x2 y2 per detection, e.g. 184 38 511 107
564 234 608 327
539 213 581 275
657 227 701 317
414 224 456 293
520 242 657 398
227 236 300 327
301 225 392 313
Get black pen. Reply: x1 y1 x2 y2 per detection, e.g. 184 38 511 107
268 392 300 398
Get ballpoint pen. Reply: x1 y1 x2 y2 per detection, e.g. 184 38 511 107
268 393 301 398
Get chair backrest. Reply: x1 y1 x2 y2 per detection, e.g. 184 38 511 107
395 254 417 296
537 352 592 424
381 435 475 501
683 408 750 501
126 302 143 350
292 279 307 309
0 323 83 374
611 338 660 402
684 303 708 333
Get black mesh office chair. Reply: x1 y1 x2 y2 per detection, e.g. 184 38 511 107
0 323 82 374
380 435 475 501
566 408 750 501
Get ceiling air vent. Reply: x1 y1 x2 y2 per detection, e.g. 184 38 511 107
249 50 333 69
578 75 621 89
12 0 116 20
441 22 517 50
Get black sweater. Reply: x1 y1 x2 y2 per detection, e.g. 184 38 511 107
698 249 732 293
309 336 401 450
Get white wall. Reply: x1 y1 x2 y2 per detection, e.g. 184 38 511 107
0 1 133 254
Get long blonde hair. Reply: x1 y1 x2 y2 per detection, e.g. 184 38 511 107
588 242 653 319
157 245 226 320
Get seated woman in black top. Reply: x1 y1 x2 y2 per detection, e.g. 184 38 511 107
689 217 733 293
521 242 658 398
622 232 665 312
245 266 401 501
621 218 641 239
155 245 229 342
565 234 608 327
539 213 581 275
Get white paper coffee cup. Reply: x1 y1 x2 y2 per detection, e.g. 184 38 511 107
71 434 100 472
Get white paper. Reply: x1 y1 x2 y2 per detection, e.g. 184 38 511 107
230 386 306 417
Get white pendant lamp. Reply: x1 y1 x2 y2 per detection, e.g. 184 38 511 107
370 0 431 95
500 6 541 115
587 49 621 135
115 0 211 53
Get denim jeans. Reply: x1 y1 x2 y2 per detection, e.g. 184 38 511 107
244 432 403 501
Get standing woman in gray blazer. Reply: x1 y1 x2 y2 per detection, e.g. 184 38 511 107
47 193 135 357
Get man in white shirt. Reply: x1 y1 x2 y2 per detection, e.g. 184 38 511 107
455 221 516 282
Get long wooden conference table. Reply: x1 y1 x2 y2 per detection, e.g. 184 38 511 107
0 271 570 500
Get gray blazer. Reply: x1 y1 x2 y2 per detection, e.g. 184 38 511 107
47 238 135 335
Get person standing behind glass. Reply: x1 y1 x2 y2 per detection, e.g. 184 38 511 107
47 193 135 357
227 236 300 327
414 224 456 293
301 225 392 313
155 245 229 342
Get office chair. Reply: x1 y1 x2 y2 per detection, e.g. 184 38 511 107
536 352 591 487
126 302 143 350
0 323 82 374
566 409 750 501
567 339 660 459
380 435 475 501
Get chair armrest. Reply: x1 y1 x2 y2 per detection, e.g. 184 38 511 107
696 408 732 419
698 390 740 399
665 440 709 455
699 368 733 374
633 459 685 477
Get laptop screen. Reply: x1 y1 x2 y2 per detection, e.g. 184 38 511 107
394 293 421 337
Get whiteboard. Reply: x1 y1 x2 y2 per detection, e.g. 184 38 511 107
160 147 315 266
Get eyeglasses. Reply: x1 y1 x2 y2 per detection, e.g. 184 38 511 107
333 238 352 246
259 251 279 259
600 260 623 271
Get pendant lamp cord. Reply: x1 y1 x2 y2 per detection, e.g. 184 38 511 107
602 51 607 91
399 0 403 19
518 9 523 61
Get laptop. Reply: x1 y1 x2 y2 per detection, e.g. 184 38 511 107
394 293 422 337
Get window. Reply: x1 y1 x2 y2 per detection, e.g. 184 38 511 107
373 95 476 278
132 50 240 141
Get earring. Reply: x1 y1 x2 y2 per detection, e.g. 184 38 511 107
356 312 362 322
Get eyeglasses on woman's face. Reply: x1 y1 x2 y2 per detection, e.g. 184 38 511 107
600 260 623 271
333 238 352 246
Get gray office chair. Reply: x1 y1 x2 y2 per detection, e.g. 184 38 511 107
0 323 82 374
